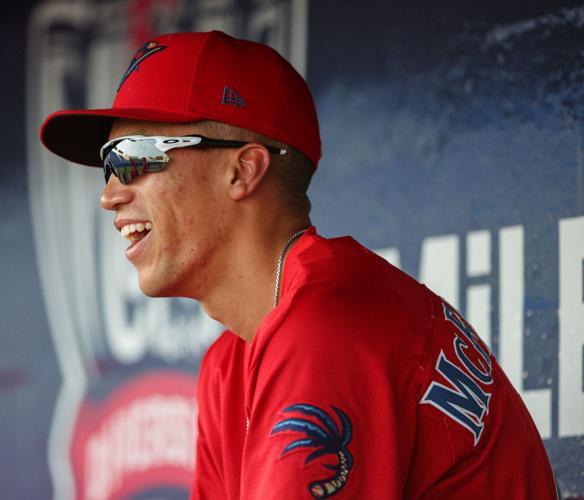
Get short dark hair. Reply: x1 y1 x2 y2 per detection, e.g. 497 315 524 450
198 120 314 214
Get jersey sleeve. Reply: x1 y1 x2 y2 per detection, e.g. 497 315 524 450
240 286 426 499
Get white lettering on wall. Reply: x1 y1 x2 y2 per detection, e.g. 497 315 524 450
499 226 551 438
466 230 492 348
559 216 584 437
420 234 460 309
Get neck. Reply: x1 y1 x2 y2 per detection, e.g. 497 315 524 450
200 214 311 342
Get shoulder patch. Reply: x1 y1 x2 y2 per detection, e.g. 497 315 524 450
271 403 353 498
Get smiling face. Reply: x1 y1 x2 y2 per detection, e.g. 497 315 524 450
100 119 235 299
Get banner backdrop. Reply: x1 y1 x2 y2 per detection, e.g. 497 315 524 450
0 0 581 498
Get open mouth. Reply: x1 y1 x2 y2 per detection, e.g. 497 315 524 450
121 222 152 243
120 222 153 260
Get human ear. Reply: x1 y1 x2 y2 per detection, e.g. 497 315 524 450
228 144 271 201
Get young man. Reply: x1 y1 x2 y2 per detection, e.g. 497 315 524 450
41 31 560 499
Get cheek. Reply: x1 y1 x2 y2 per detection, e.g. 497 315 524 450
176 214 200 251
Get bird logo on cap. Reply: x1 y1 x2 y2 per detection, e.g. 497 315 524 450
117 40 167 91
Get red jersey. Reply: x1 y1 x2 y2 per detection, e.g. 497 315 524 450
191 227 558 499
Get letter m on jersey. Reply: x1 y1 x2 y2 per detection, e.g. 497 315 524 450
420 351 491 445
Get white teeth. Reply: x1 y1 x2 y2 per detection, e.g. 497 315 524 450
120 222 152 239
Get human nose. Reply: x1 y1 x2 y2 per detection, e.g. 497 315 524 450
100 176 134 211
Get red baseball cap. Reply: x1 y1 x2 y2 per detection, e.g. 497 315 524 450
40 31 321 167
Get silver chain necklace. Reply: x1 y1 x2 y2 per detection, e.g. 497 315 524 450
273 227 309 307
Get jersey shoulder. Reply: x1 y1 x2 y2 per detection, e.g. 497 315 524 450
291 234 435 342
253 235 435 381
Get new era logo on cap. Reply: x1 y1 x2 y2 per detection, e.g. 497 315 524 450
222 86 246 107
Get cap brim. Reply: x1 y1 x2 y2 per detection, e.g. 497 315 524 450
40 108 207 167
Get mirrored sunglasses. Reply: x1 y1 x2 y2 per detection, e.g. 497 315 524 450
99 134 287 185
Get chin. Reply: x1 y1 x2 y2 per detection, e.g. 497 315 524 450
138 283 166 298
138 272 194 299
138 274 173 298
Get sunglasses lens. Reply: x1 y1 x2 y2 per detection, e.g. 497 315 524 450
102 138 169 185
103 164 113 184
